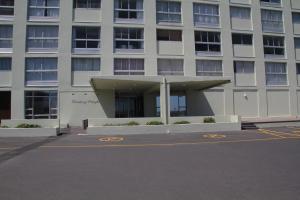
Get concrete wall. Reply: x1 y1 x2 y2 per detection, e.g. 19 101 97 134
267 90 290 117
231 17 253 31
157 41 183 55
233 45 254 58
0 72 11 86
1 119 59 128
73 8 102 22
233 90 258 117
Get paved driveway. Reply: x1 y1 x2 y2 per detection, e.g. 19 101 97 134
0 127 300 200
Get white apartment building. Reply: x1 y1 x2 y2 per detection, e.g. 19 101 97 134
1 0 300 127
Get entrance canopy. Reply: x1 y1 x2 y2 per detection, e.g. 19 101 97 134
90 76 231 91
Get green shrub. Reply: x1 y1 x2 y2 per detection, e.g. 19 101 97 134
146 121 164 125
15 124 41 128
203 117 216 123
0 125 9 128
173 121 190 125
126 121 140 126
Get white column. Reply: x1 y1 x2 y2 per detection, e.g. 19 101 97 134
160 78 170 124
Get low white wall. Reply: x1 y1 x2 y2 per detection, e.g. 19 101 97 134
0 128 59 137
87 122 241 135
169 115 240 124
88 117 163 127
1 119 59 128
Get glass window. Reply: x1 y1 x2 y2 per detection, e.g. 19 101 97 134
234 61 254 73
265 62 287 86
263 35 284 56
25 58 58 86
72 27 101 49
193 3 219 27
155 94 187 117
0 25 13 49
230 6 251 20
74 0 101 8
295 38 300 49
156 1 181 24
157 59 184 76
28 0 60 19
114 28 144 51
114 58 144 75
293 12 300 24
27 26 59 51
0 57 11 70
114 0 143 21
260 0 281 5
25 91 58 119
0 0 14 17
196 60 222 76
261 9 283 33
232 33 252 45
157 29 182 41
72 58 100 71
195 31 221 53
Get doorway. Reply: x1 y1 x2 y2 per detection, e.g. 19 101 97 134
0 91 11 122
115 93 144 118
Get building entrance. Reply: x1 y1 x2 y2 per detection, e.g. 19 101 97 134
0 91 11 122
115 93 144 118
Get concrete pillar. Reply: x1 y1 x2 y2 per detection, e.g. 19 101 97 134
160 78 170 124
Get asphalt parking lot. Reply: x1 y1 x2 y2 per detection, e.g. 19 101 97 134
0 127 300 200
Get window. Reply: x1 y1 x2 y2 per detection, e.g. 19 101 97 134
114 0 143 22
263 36 284 56
72 58 100 71
28 0 60 20
265 62 287 86
25 91 58 119
0 57 11 70
297 64 300 85
0 0 14 18
232 33 252 45
260 0 281 6
27 26 59 51
114 58 144 75
155 94 187 117
261 9 283 33
295 38 300 49
157 59 183 76
72 27 101 53
196 60 222 76
234 61 254 74
157 29 182 41
230 6 251 20
156 1 181 24
195 31 221 54
25 58 58 86
193 3 219 27
293 13 300 24
74 0 101 8
114 28 144 51
0 25 13 50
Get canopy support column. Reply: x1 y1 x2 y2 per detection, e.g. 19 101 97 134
160 78 170 125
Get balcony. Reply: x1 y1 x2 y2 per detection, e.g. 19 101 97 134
233 44 254 57
231 17 252 31
157 41 183 55
0 71 11 86
73 8 101 22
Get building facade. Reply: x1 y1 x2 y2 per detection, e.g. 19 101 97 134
1 0 300 126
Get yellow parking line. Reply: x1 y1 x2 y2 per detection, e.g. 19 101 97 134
258 129 286 138
40 137 300 149
259 129 300 138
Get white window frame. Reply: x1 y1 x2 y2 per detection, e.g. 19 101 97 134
156 1 181 24
157 59 184 76
25 58 58 86
28 0 60 21
263 35 285 57
114 27 144 53
261 9 283 33
27 26 59 52
0 0 14 20
195 31 221 55
72 27 101 54
72 58 101 71
0 25 13 53
196 60 223 76
114 58 144 75
265 62 287 86
114 0 143 23
25 91 58 119
74 0 101 9
193 3 219 27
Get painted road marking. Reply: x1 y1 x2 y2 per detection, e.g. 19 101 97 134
203 134 226 139
0 147 16 150
258 129 300 138
98 137 124 142
40 137 300 149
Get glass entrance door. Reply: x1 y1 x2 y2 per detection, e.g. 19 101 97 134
115 93 144 118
